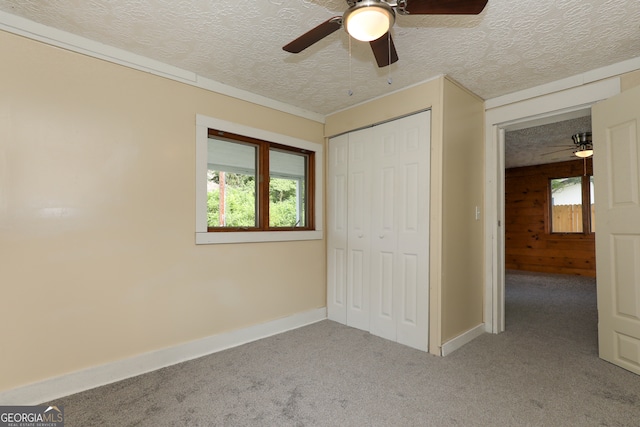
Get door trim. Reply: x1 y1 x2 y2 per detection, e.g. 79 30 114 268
484 77 621 333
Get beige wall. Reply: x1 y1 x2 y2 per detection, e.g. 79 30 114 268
621 69 640 92
441 79 485 342
326 76 486 354
0 31 326 392
324 77 443 138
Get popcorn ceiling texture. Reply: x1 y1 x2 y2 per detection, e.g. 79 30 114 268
0 0 639 115
506 116 592 168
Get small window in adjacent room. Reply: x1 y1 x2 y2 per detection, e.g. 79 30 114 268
195 115 323 244
549 175 594 234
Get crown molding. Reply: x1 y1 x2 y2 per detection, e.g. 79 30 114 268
0 11 326 124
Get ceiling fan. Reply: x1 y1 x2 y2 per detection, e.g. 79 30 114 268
283 0 489 67
542 132 594 159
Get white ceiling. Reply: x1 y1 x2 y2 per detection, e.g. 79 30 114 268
1 0 639 117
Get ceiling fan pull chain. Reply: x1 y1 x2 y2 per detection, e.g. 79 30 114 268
348 36 353 96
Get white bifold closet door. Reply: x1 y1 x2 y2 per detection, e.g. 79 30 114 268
327 111 430 352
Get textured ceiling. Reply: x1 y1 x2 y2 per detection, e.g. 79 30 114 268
505 115 592 168
0 0 639 116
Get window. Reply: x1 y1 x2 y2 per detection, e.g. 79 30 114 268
549 175 594 234
195 115 323 244
206 130 313 230
207 137 258 228
269 148 310 228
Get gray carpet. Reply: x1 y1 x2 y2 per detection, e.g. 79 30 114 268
48 271 640 426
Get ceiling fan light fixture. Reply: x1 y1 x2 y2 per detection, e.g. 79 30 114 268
344 1 395 42
574 145 594 158
572 132 593 158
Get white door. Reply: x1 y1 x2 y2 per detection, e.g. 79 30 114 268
593 84 640 375
369 111 431 351
327 134 349 324
345 127 373 331
370 123 402 342
327 111 430 351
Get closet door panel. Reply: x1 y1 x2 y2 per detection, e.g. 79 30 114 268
346 130 371 331
371 130 400 341
327 134 349 323
381 166 396 232
371 249 396 340
399 253 418 326
395 112 430 352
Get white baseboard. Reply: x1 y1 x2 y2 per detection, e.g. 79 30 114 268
440 323 485 356
0 307 327 405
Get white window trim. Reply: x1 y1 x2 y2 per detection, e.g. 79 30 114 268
195 114 323 244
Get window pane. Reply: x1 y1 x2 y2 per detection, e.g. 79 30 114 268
269 149 307 227
207 138 257 228
590 176 595 232
550 177 583 233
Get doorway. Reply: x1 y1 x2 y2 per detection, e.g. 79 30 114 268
503 115 596 278
483 78 621 334
503 115 597 335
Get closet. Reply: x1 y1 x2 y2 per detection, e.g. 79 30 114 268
327 111 430 352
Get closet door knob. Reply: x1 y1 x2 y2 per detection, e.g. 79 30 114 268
379 234 385 239
358 233 363 238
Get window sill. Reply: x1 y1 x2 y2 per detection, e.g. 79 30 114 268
196 230 323 245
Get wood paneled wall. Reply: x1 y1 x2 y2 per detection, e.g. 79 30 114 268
505 159 596 277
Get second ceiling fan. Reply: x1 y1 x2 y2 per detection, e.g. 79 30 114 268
283 0 488 67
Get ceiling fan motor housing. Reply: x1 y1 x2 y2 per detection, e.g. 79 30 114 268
346 0 410 15
571 132 592 145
